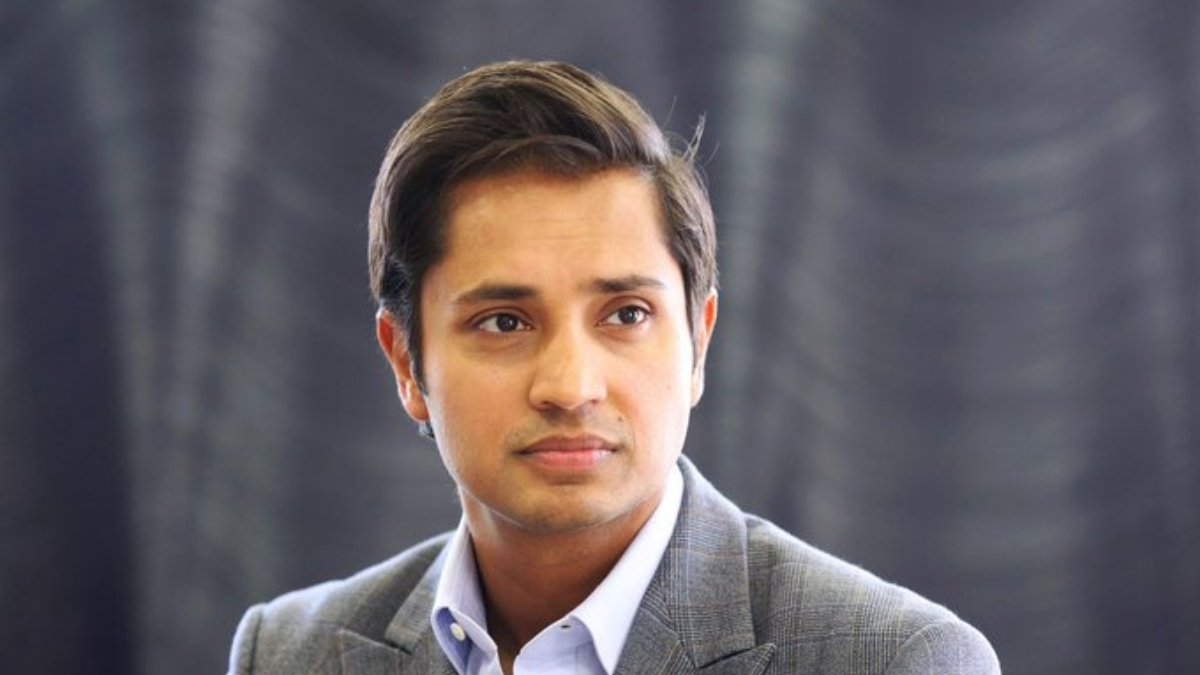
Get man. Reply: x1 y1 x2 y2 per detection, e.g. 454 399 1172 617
228 61 1000 674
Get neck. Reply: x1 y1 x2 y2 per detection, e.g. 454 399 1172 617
463 497 660 653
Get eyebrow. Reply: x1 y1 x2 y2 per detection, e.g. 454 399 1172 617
451 274 667 306
590 274 667 294
452 283 536 306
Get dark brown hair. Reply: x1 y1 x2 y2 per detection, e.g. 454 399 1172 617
368 60 716 390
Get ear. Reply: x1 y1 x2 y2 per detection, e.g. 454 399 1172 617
690 289 718 406
376 310 430 424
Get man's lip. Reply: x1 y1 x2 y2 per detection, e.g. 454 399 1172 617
520 434 617 454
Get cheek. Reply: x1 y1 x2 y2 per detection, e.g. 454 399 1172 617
427 362 517 448
430 400 506 494
426 350 509 411
623 351 694 440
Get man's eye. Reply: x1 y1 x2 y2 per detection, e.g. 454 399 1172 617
477 313 529 333
601 305 649 326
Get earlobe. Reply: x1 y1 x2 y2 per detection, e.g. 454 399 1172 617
690 290 718 406
376 310 430 423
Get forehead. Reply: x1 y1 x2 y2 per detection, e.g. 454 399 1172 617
436 169 676 281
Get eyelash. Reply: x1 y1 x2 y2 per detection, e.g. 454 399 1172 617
600 305 650 326
473 304 652 333
475 313 532 333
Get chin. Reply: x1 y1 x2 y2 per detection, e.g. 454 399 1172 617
505 499 626 535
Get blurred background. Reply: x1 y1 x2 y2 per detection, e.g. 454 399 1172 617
2 1 1198 673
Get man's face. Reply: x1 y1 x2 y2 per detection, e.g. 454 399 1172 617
378 168 716 537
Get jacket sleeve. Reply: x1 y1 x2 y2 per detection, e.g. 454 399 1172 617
884 619 1001 675
227 604 266 675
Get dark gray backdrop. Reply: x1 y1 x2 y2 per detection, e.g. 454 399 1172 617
2 1 1198 674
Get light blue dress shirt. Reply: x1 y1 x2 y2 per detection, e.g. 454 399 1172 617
430 464 684 675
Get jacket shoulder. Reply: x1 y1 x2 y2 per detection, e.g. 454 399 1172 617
743 517 999 674
228 533 450 675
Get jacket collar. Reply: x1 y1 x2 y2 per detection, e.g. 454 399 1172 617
334 456 774 675
334 543 455 675
615 457 776 674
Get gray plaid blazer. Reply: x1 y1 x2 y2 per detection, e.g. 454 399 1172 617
229 457 1000 674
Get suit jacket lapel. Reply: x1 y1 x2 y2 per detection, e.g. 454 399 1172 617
617 457 776 675
335 630 454 675
335 544 456 675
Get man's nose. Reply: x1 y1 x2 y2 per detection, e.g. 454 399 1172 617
528 327 607 412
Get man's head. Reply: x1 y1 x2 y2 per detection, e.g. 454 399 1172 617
368 61 716 393
369 61 719 538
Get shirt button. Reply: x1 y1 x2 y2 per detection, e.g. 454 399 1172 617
450 622 467 642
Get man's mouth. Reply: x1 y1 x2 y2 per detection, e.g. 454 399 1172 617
518 434 617 471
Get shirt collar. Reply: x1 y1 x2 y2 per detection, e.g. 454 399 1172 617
429 463 685 674
431 519 494 674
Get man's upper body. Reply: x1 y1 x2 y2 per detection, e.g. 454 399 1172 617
229 60 1000 674
228 457 999 674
